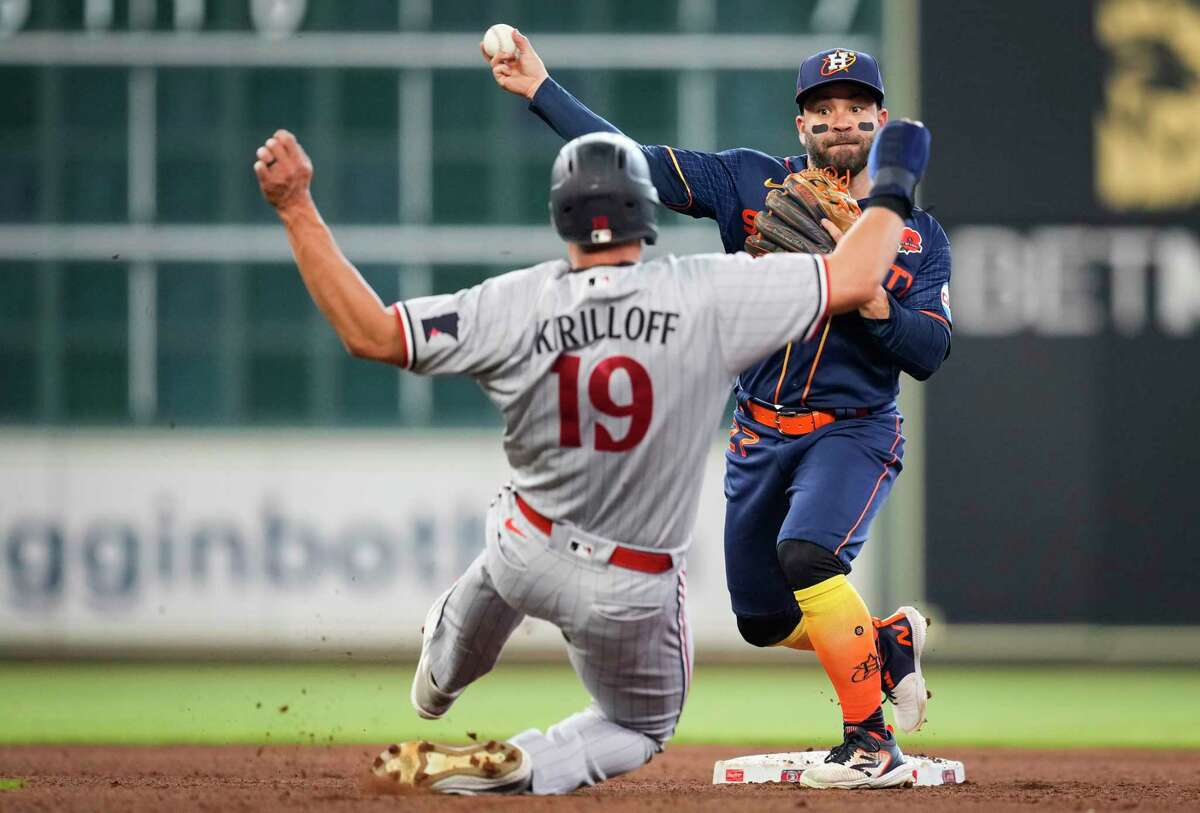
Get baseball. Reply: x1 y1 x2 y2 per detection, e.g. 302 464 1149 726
482 23 517 58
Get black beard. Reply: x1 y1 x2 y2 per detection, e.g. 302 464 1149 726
807 138 870 177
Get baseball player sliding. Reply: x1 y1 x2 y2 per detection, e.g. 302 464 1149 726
486 32 951 787
254 116 931 794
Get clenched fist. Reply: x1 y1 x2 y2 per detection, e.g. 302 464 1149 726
253 129 313 211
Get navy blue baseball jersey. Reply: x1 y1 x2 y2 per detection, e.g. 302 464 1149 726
530 78 952 410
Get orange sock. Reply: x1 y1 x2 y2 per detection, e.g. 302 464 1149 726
781 575 881 725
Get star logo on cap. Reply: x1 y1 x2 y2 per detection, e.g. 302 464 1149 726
821 49 858 76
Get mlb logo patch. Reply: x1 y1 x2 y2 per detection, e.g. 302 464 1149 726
779 769 802 783
724 769 744 782
590 215 612 244
568 539 596 561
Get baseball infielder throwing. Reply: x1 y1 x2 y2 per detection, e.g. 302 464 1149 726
486 33 950 785
254 120 931 794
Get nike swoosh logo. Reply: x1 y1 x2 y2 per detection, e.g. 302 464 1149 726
849 760 880 773
503 518 526 539
763 178 787 189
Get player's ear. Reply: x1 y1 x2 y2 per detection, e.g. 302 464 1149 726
795 114 806 145
878 107 889 127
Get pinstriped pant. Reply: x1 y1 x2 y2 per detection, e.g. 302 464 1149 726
424 488 693 795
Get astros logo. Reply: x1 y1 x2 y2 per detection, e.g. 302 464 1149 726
820 50 857 76
898 227 923 254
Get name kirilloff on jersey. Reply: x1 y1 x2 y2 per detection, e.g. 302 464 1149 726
534 305 682 355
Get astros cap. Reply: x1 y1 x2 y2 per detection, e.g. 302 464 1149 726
795 47 885 108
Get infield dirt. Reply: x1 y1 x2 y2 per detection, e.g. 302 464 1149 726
1 744 1197 811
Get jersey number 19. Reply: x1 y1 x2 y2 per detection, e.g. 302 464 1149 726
552 355 653 452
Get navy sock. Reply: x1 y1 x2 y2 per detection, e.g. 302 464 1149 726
848 706 887 737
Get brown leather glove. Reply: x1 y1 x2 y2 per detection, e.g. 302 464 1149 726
745 169 861 257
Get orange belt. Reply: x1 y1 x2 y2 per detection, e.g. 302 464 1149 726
515 494 673 575
742 401 855 436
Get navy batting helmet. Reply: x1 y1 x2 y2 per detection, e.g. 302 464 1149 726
549 132 659 248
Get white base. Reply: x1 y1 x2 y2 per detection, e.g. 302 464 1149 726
713 751 965 787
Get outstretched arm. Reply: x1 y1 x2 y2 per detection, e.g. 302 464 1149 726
253 130 407 366
483 30 617 140
484 30 732 219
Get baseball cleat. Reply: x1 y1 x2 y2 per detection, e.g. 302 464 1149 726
874 605 929 733
370 739 531 795
799 726 913 790
410 586 462 720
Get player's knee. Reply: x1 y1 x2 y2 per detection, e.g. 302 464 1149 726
776 538 849 590
736 609 801 648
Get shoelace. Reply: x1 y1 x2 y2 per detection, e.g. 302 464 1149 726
825 730 880 764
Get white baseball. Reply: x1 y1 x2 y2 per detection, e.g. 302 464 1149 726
482 23 517 58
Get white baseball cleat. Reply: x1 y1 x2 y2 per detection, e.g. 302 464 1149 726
371 739 532 795
410 585 462 720
799 726 914 790
875 605 929 733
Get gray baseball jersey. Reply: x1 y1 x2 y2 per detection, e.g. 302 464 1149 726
401 249 829 794
393 250 829 552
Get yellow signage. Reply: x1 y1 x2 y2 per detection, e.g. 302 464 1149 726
1095 0 1200 211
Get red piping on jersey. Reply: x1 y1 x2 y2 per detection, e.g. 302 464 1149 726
919 310 951 328
834 414 903 556
664 146 694 212
391 303 411 369
677 569 693 688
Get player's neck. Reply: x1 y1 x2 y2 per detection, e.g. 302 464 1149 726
567 242 643 271
846 170 872 200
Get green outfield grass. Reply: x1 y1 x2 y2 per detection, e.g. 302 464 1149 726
1 661 1195 749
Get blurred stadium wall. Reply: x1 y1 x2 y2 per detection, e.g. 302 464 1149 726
0 0 1196 663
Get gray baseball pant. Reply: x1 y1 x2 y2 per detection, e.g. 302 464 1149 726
422 489 693 794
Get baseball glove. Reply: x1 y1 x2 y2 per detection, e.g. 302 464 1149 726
744 169 861 257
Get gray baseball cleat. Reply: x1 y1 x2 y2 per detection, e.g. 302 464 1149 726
800 726 914 790
410 585 462 720
370 740 532 795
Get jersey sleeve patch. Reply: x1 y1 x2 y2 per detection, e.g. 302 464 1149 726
421 311 460 343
